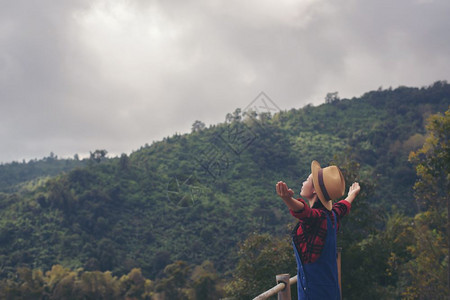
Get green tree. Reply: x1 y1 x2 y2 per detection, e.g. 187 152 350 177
119 153 130 171
225 233 297 300
191 120 206 133
190 260 223 300
401 211 448 299
90 149 108 163
12 267 45 299
119 268 154 299
45 265 78 300
75 270 121 299
409 108 450 212
325 91 340 104
408 108 450 297
155 261 190 300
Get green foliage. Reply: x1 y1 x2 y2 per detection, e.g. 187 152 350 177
155 261 190 299
0 82 448 298
405 107 450 298
0 155 87 193
0 265 154 300
409 108 450 210
401 210 448 299
190 261 223 300
0 260 224 300
225 233 297 299
340 212 415 299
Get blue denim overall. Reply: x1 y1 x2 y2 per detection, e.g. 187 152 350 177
293 211 340 299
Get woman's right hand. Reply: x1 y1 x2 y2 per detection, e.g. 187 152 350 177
276 181 294 200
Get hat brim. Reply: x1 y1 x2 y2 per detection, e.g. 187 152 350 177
311 160 333 211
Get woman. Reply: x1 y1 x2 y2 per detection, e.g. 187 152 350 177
276 160 360 299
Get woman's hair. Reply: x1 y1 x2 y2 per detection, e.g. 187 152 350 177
312 199 325 209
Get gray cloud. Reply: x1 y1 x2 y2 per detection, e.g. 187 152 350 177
1 0 449 163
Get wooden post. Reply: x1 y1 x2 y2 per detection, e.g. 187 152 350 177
337 247 342 299
253 275 297 300
276 274 291 300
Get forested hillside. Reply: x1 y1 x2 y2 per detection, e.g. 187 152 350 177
0 81 449 299
0 153 87 193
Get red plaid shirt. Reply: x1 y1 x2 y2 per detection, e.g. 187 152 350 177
290 198 351 264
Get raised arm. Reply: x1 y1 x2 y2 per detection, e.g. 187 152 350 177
276 181 305 212
344 182 360 205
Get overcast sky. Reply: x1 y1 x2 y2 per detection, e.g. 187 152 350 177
1 0 449 163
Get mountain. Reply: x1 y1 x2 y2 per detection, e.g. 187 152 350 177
0 154 87 193
0 81 448 287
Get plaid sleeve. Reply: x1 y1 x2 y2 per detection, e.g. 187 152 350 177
290 198 322 220
333 200 351 218
332 200 351 231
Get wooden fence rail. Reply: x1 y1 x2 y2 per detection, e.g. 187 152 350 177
253 247 342 300
253 274 297 300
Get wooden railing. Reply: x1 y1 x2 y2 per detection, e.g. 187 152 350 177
253 248 342 300
253 274 297 300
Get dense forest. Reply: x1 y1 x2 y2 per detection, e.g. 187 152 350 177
0 81 449 299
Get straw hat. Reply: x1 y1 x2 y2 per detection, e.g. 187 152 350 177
311 160 345 211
